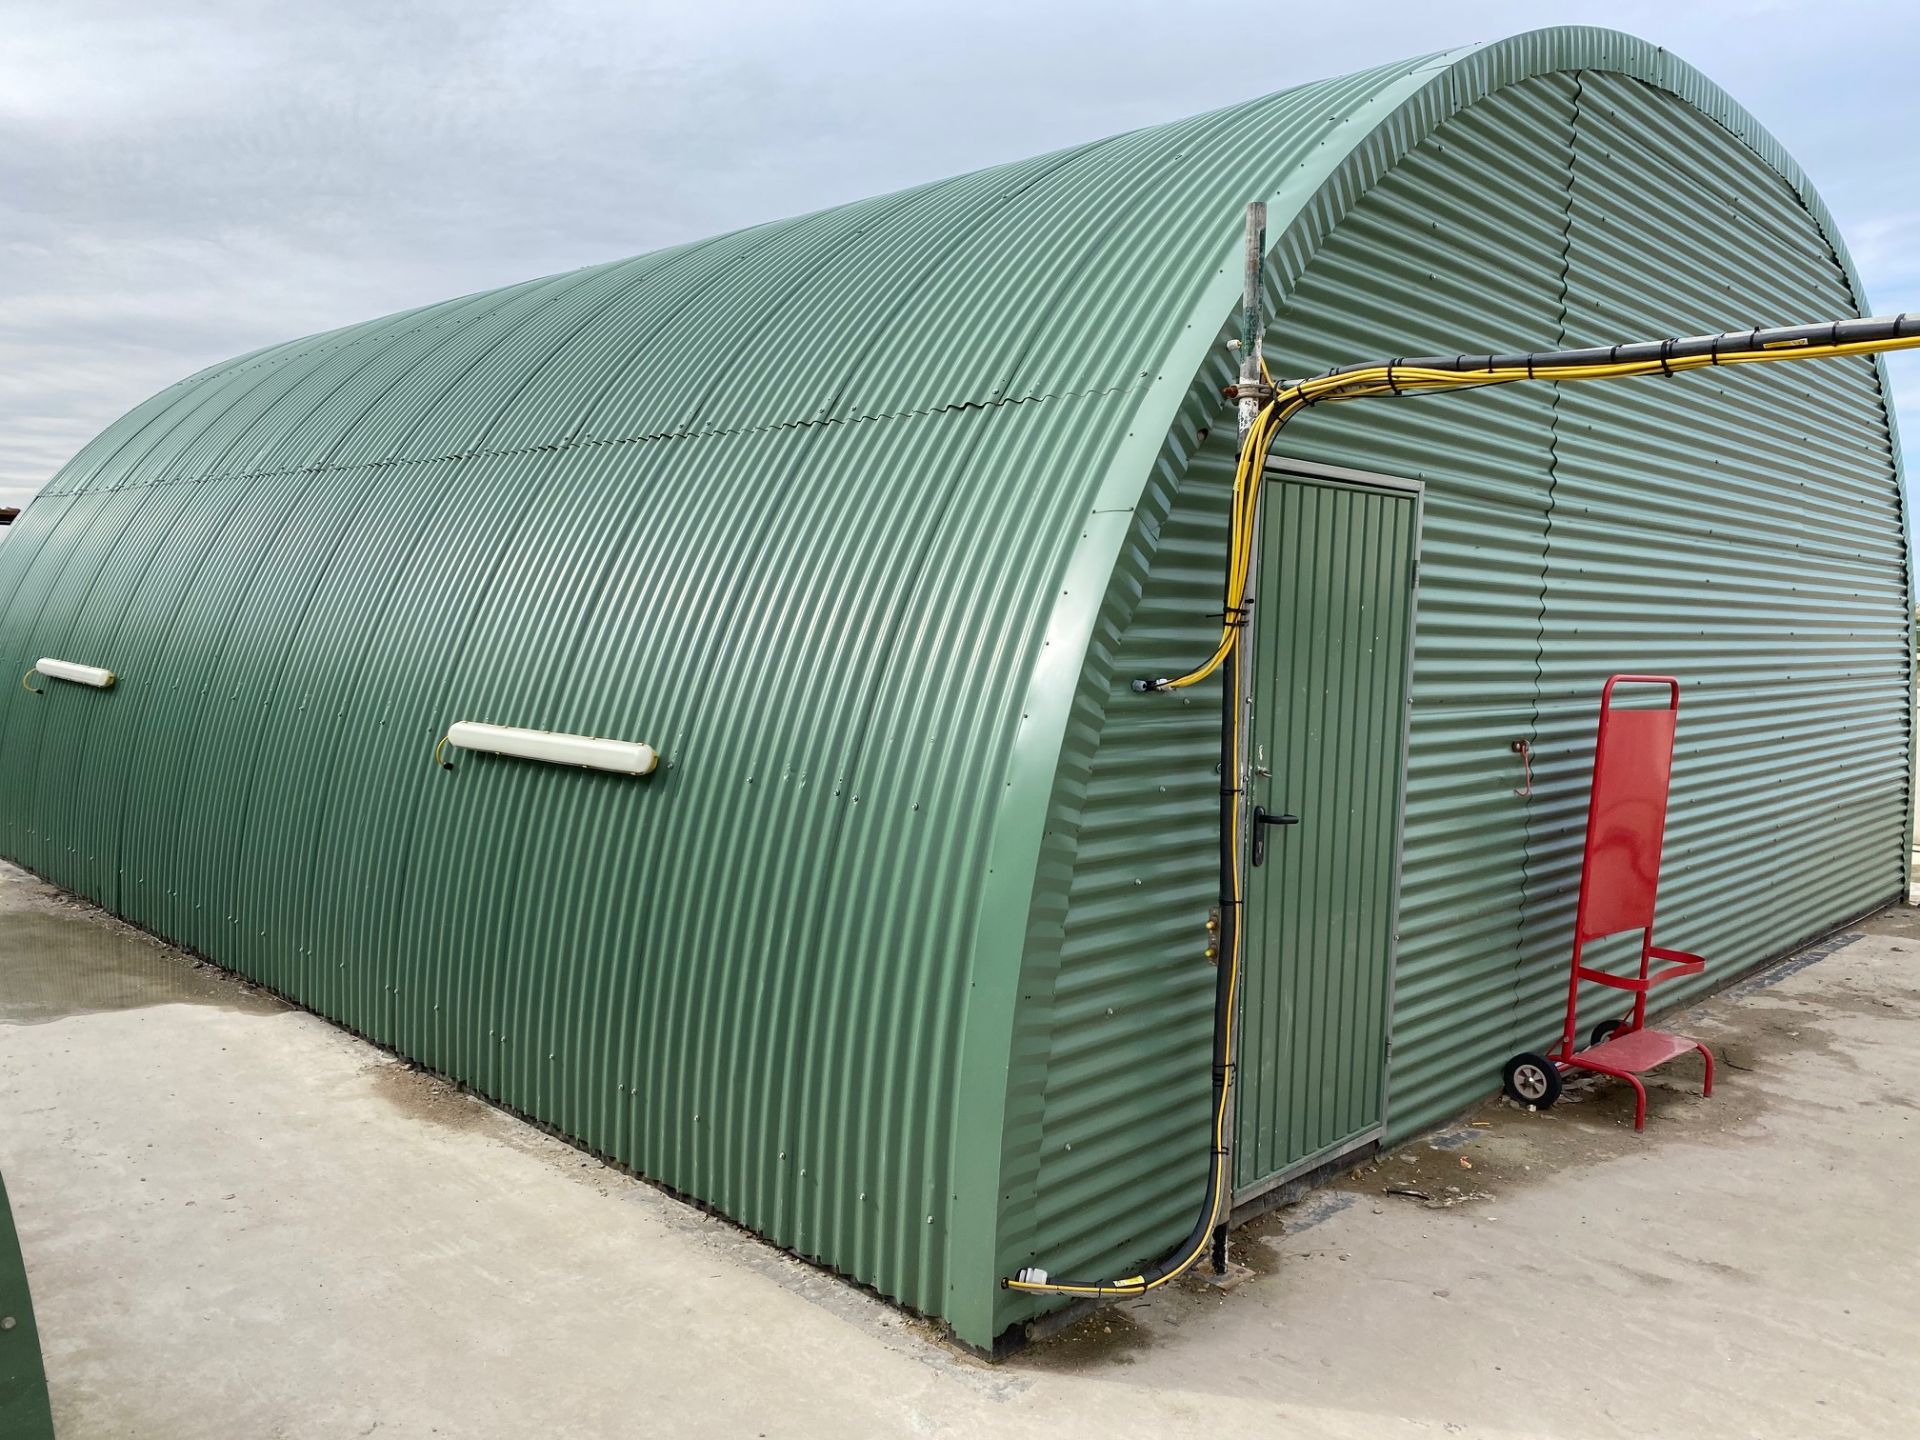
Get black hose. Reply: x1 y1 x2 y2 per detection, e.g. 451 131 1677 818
1303 312 1917 384
1205 637 1239 1273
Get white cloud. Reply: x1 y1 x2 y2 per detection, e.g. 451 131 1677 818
4 0 1918 520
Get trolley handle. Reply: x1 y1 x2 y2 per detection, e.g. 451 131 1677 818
1600 674 1679 712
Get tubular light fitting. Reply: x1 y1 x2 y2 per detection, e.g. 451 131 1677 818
30 658 116 690
441 720 659 776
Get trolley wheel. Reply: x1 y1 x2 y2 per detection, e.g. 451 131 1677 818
1589 1018 1629 1048
1503 1053 1563 1110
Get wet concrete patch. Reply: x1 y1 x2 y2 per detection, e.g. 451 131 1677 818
1233 1206 1291 1276
1009 1301 1157 1372
0 867 282 1025
362 1060 494 1132
1340 1129 1510 1212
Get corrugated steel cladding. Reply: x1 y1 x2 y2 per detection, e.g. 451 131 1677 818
0 27 1905 1349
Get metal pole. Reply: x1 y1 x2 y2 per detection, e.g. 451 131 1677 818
1236 202 1269 441
1212 200 1266 1272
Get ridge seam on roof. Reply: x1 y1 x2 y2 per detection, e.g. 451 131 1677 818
35 378 1147 499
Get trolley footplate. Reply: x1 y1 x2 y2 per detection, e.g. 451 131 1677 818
1566 1027 1715 1131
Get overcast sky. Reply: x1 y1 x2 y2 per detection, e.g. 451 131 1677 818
4 0 1916 515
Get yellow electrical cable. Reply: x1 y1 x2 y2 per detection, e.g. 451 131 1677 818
1007 323 1920 1300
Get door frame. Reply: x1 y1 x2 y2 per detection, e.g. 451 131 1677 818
1230 455 1423 1206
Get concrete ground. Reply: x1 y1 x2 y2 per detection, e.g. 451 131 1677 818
1 861 1916 1439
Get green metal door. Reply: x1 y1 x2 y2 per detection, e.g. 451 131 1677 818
1235 466 1417 1196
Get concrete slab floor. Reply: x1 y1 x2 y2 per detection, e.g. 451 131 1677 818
1 861 1916 1440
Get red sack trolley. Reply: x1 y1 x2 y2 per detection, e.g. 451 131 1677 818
1502 675 1715 1130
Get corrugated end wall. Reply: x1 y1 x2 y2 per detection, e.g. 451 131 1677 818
999 61 1909 1331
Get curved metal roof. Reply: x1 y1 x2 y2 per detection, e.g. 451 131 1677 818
0 27 1886 1348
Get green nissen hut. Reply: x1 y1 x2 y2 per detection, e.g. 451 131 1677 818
0 27 1908 1348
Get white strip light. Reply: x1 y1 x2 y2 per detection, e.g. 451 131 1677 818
36 657 116 689
446 720 659 776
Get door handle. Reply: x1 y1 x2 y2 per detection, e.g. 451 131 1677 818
1250 805 1299 867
